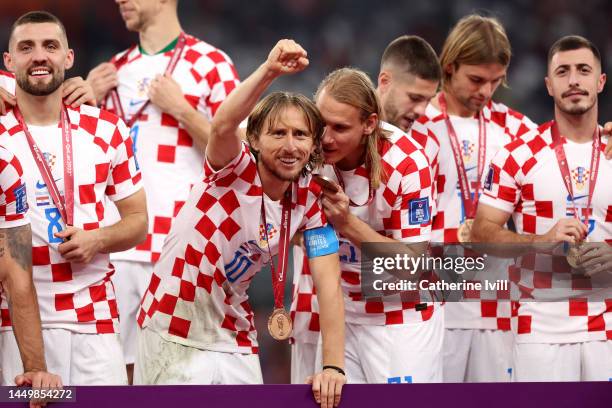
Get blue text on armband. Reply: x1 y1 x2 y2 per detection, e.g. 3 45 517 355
303 224 339 258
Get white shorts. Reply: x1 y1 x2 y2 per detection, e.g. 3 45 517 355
512 340 612 381
319 308 443 384
134 327 263 384
443 328 513 382
290 341 319 384
112 260 152 364
0 329 127 385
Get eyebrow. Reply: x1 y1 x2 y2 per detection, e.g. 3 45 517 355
555 63 593 71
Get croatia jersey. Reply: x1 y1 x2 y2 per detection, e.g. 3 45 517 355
138 143 331 354
0 105 142 333
290 121 434 344
416 100 537 330
0 71 15 95
480 121 612 343
105 34 240 263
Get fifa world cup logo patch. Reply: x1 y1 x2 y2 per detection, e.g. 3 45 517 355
462 140 474 163
258 223 277 248
571 166 589 191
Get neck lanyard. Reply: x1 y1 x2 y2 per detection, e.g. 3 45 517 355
439 92 487 219
15 105 74 226
333 166 374 207
108 32 187 127
260 186 293 309
551 121 601 226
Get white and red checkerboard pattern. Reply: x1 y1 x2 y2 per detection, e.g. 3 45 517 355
0 145 31 328
0 105 142 334
0 70 16 95
415 100 537 330
290 121 436 339
139 143 328 354
480 121 612 343
105 34 240 263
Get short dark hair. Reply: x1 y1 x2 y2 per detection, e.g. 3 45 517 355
9 11 68 48
380 35 441 82
547 35 601 69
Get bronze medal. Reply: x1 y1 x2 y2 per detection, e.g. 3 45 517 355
567 238 587 268
457 219 474 243
267 308 293 340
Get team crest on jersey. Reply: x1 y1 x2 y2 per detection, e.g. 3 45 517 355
258 223 277 248
43 152 56 171
137 78 152 98
462 140 474 163
571 166 589 191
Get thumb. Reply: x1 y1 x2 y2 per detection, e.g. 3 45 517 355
54 226 76 238
305 375 313 384
15 374 31 386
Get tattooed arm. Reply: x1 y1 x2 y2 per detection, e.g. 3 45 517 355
0 225 62 388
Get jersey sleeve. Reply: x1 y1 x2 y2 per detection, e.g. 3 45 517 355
105 117 144 201
193 48 240 118
479 143 523 213
393 148 433 243
297 181 328 233
0 147 29 229
410 119 440 214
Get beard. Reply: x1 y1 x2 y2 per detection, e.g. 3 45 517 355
556 94 595 116
383 100 416 132
16 67 64 96
258 152 305 182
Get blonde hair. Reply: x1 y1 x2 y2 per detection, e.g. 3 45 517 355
440 14 511 86
315 68 389 189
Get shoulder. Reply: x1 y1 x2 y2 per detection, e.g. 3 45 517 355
183 34 235 67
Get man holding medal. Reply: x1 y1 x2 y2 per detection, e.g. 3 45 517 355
417 15 544 383
472 35 611 381
0 11 147 384
0 146 63 391
85 0 240 382
135 39 346 408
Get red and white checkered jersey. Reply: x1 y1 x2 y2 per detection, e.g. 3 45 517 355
290 122 435 340
0 145 30 327
0 145 28 229
0 71 16 95
416 100 537 330
480 121 612 343
105 34 240 263
0 105 142 333
138 142 329 354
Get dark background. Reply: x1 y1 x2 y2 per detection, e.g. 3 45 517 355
1 0 610 383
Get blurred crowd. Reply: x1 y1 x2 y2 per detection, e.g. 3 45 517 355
1 0 610 383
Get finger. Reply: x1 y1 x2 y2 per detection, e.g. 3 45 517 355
321 374 332 408
61 80 78 98
14 374 28 386
70 94 90 108
64 88 84 106
0 102 6 115
31 373 43 389
57 240 78 255
60 249 84 262
334 377 344 407
305 375 313 384
311 374 322 405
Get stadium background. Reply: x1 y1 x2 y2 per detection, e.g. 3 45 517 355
1 0 610 383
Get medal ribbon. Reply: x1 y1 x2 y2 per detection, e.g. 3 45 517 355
15 106 74 226
108 32 187 127
551 121 600 227
261 186 293 309
439 92 487 219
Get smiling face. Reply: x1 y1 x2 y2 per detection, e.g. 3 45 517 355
545 48 606 116
445 62 507 115
4 22 73 97
250 106 315 183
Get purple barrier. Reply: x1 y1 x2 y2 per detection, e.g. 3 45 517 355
2 383 610 408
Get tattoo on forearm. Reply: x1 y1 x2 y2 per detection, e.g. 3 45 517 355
0 231 5 258
7 225 32 271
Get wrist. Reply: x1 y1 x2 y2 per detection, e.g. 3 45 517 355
322 365 345 376
93 228 107 254
172 101 194 122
